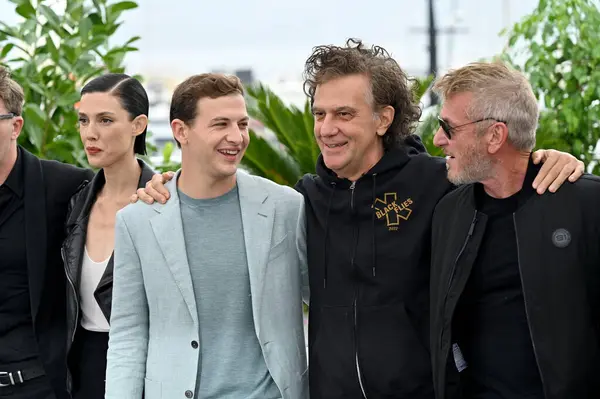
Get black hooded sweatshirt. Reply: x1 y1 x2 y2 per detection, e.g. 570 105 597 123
295 137 453 399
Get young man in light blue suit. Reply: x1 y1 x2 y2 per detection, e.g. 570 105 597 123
105 73 309 399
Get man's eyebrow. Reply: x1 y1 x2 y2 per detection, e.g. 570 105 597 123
439 115 456 125
311 106 356 113
334 106 356 113
210 116 250 122
210 117 231 123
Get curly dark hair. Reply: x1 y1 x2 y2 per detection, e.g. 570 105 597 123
303 38 421 150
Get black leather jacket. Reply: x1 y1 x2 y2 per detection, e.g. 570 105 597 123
61 159 155 352
430 162 600 399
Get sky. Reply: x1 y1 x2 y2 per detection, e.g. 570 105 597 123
0 0 539 82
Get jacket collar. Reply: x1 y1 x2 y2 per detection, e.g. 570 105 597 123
464 154 540 210
20 146 47 321
67 158 155 226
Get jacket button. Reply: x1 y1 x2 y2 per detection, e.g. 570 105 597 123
191 340 198 349
185 390 194 398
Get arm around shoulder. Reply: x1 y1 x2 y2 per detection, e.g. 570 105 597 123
105 211 149 399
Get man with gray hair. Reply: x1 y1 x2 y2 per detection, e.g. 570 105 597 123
429 61 600 399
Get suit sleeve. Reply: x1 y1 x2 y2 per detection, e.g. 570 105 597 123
295 196 309 304
105 212 149 399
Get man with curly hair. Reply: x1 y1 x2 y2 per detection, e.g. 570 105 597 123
136 39 584 398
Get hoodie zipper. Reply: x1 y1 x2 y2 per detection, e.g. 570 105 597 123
513 214 548 397
62 246 79 344
349 181 368 398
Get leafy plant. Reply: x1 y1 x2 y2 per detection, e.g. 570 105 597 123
0 0 140 166
241 83 319 187
501 0 600 173
411 75 445 157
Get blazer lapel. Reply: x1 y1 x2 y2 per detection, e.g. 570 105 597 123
21 150 47 321
237 171 273 339
149 176 198 327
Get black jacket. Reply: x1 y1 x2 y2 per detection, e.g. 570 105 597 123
17 146 93 399
430 161 600 399
62 159 155 356
296 138 453 398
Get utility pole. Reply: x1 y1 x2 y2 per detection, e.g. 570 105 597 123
410 0 468 105
428 0 438 103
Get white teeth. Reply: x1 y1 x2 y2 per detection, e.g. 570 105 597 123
220 150 238 155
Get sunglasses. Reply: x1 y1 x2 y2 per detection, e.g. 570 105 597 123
0 113 16 121
437 116 506 139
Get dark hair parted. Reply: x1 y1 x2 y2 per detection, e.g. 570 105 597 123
303 38 422 150
169 73 244 147
81 73 149 155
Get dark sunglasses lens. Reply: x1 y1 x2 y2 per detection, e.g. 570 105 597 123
438 118 451 139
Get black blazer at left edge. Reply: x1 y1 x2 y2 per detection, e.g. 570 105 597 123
18 146 94 399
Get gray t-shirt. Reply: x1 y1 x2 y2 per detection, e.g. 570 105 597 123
179 185 281 399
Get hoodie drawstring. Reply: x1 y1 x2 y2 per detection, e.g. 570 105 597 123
323 182 336 288
371 173 377 277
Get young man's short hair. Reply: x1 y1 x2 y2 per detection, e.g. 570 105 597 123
169 73 245 148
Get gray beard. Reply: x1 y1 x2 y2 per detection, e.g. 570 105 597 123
447 155 494 186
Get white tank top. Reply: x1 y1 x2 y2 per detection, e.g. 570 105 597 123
80 247 111 332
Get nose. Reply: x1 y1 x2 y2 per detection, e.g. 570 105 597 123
225 126 243 145
433 127 448 148
317 114 338 138
81 123 99 142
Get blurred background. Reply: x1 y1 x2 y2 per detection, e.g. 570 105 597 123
1 0 598 180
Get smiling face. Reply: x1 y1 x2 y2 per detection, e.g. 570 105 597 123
312 74 387 181
174 93 249 181
78 92 145 168
433 91 494 185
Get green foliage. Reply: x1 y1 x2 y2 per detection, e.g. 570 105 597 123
241 83 319 187
412 75 444 157
416 104 444 157
152 141 181 173
0 0 140 166
501 0 600 173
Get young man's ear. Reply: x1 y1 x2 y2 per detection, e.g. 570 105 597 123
376 105 395 136
171 119 188 146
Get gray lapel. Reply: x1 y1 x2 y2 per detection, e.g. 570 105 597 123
149 175 198 327
237 171 273 338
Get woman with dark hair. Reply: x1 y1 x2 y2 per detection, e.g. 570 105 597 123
61 73 155 399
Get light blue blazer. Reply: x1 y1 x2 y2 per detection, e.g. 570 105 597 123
105 170 309 399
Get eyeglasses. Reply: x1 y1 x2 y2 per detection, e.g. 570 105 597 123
0 113 16 121
437 116 506 140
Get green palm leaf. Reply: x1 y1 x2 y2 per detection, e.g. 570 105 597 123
243 83 319 187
